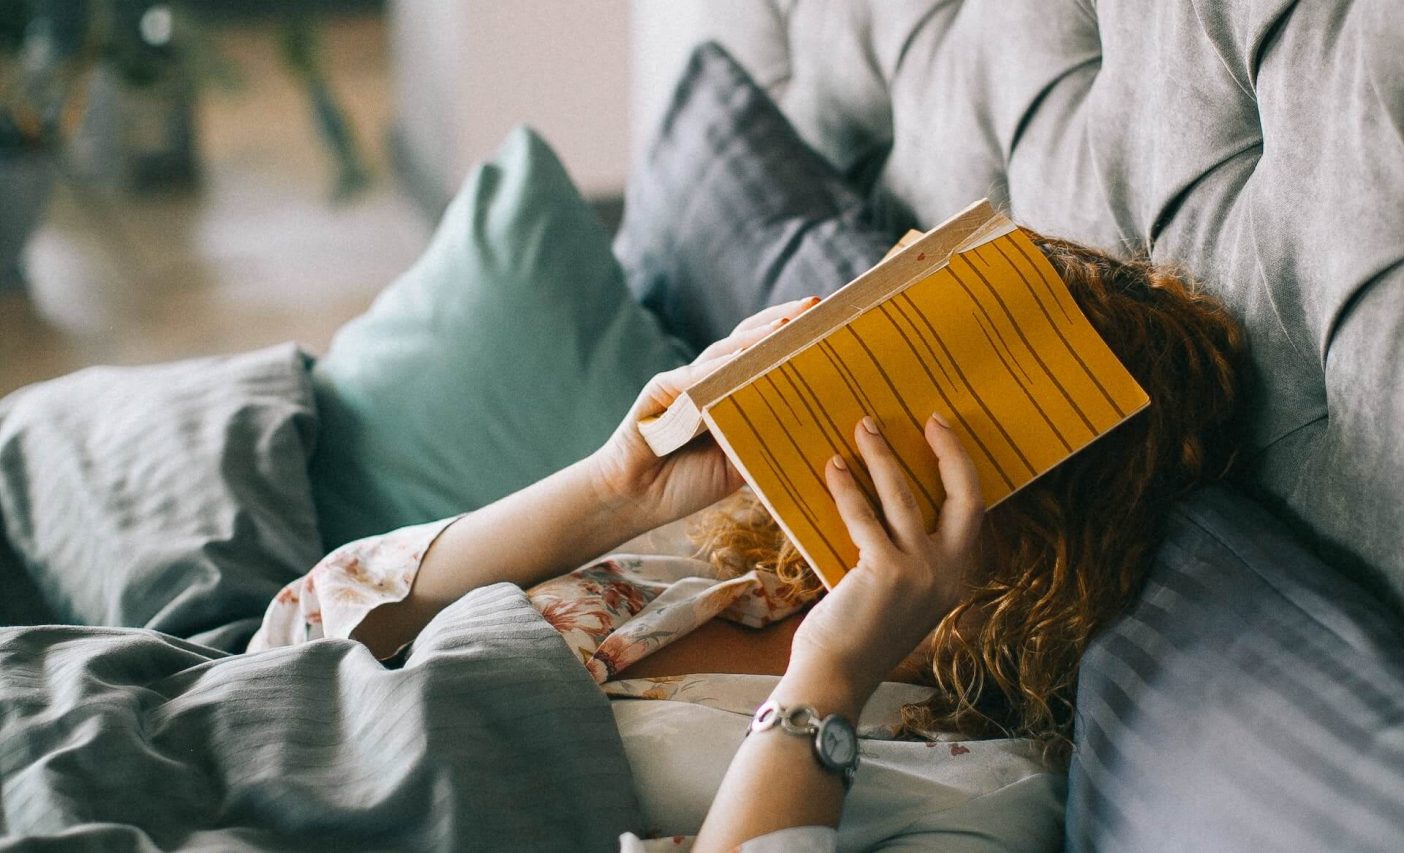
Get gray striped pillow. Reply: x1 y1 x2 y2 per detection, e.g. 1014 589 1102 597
614 42 896 355
1067 485 1404 851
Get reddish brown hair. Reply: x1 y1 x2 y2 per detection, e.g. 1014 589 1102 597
691 230 1248 761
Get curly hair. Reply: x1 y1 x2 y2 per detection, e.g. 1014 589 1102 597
688 229 1248 762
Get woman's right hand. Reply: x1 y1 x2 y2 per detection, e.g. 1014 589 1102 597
588 296 821 531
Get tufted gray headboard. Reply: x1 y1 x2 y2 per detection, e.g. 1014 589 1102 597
702 0 1404 607
663 2 1404 849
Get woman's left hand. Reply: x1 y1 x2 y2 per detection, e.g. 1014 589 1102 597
785 414 986 705
589 297 821 530
692 417 985 852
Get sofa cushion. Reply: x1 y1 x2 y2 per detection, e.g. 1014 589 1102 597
309 127 688 549
614 42 897 356
0 343 321 651
1068 485 1404 851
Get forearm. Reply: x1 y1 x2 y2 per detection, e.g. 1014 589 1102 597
692 667 868 852
349 298 821 659
697 413 982 849
354 453 657 657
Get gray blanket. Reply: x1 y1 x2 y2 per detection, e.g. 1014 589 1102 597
0 347 642 849
0 583 643 851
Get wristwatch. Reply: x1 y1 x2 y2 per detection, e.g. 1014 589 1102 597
749 699 860 790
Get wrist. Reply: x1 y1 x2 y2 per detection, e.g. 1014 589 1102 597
771 665 871 722
580 450 661 538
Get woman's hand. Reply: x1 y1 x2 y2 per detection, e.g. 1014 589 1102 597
692 415 984 851
785 413 986 706
589 296 820 529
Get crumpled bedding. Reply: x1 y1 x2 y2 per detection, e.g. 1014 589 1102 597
0 343 643 850
0 582 642 851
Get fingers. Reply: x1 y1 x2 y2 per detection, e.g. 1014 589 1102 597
835 412 984 556
852 417 927 549
696 296 822 362
732 295 822 334
924 413 984 550
630 359 716 421
825 455 891 555
696 317 787 362
636 299 821 421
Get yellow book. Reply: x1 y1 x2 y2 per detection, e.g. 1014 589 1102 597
641 200 1149 589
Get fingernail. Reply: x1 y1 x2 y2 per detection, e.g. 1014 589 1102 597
930 411 950 429
861 415 880 435
769 317 786 329
831 454 847 471
805 296 821 307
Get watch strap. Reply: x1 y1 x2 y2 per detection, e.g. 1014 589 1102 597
749 699 859 790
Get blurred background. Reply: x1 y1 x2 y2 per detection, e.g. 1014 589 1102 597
0 0 739 397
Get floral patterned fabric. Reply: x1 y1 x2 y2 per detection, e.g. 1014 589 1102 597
531 556 805 682
249 514 805 670
249 513 1063 852
601 673 946 742
619 826 836 852
248 514 464 652
603 674 1061 851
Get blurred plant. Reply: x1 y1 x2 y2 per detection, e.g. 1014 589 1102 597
0 0 368 198
0 0 85 152
280 10 367 199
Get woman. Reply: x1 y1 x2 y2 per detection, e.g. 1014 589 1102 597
251 231 1246 851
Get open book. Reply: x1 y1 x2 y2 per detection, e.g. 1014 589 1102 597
641 200 1150 589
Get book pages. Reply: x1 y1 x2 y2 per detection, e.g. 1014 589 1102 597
705 226 1150 589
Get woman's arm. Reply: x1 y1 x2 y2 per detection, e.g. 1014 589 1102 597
687 666 866 847
353 297 821 659
353 454 654 658
694 413 984 851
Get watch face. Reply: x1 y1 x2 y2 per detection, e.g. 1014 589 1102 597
817 717 858 767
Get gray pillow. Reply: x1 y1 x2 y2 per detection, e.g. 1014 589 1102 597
0 343 322 651
1068 485 1404 851
614 42 898 355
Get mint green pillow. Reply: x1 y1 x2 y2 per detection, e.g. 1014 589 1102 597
310 127 689 548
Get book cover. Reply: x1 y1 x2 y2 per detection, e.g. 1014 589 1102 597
648 203 1150 588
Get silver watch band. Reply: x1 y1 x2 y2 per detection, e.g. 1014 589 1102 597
749 699 859 790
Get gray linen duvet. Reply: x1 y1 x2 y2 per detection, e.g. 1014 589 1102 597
0 584 642 851
0 347 641 850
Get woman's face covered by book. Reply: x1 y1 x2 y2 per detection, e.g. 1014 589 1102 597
695 231 1247 754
